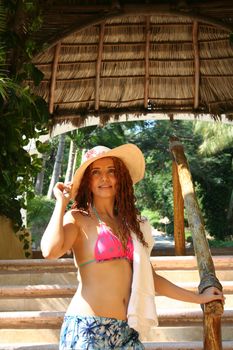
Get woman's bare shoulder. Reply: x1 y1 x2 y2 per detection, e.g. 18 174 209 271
64 208 90 223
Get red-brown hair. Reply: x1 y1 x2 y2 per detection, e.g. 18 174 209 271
72 156 148 248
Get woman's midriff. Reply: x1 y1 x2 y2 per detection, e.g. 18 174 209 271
66 258 133 320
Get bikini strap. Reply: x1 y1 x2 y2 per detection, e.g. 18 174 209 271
92 205 102 224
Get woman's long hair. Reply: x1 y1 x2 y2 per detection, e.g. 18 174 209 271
72 156 148 249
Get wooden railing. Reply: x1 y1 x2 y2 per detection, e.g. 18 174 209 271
170 137 224 350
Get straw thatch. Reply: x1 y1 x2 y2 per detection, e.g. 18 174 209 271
31 1 233 127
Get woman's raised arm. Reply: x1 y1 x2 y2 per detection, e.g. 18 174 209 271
40 182 78 259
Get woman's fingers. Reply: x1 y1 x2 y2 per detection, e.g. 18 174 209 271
202 286 225 304
63 183 73 198
53 182 73 200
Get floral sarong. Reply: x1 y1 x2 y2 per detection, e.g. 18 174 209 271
59 315 145 349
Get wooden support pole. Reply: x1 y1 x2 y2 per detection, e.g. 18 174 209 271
144 16 150 108
169 137 223 350
172 160 185 255
192 21 200 109
95 22 105 111
49 42 61 114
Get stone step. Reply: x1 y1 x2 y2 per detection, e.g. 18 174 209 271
0 309 232 328
1 341 233 350
1 257 233 287
0 268 232 286
0 282 232 312
144 342 233 350
1 281 233 299
1 295 233 313
2 269 230 286
0 256 232 274
1 325 232 343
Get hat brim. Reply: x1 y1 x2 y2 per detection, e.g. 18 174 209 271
70 144 145 199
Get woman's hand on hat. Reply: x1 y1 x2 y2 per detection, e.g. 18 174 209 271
53 182 72 204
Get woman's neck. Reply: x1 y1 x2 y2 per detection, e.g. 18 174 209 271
92 198 115 218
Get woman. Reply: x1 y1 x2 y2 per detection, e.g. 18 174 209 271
41 144 224 350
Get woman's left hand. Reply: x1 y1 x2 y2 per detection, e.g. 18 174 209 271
200 286 225 304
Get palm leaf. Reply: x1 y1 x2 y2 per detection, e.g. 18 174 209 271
194 121 233 155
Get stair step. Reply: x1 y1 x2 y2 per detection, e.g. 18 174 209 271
0 256 233 275
0 309 232 328
0 284 76 298
144 341 233 350
1 281 233 299
1 341 233 350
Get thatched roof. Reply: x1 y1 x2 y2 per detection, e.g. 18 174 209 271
32 1 233 128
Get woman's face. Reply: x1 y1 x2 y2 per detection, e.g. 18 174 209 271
90 157 117 199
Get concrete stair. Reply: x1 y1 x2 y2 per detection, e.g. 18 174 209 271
0 256 232 349
1 342 233 350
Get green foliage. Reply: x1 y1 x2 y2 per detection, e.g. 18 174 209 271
194 121 233 155
208 238 233 248
27 195 55 247
193 123 233 238
16 227 32 258
194 153 233 238
0 1 49 230
141 208 161 228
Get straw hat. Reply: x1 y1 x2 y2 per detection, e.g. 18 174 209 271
71 144 145 199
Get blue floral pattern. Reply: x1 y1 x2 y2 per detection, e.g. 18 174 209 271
59 315 145 349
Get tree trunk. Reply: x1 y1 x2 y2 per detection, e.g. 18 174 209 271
65 139 77 183
47 134 66 199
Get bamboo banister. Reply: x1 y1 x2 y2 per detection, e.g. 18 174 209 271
169 137 223 350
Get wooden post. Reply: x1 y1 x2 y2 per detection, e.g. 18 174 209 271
169 137 223 350
172 160 185 255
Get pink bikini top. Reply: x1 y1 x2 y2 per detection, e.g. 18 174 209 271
79 208 134 267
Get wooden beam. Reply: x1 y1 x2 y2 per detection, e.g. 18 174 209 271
34 53 233 67
33 73 233 85
172 160 185 255
192 21 200 109
49 42 61 114
95 23 105 111
59 34 229 47
144 16 150 108
54 107 206 121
